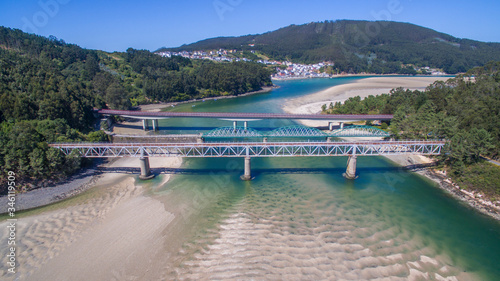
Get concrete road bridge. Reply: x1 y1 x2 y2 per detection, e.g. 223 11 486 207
50 140 445 181
96 109 393 131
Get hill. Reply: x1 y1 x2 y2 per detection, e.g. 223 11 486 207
0 26 272 191
159 20 500 74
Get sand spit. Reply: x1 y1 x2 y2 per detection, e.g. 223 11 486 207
0 157 181 281
283 76 449 127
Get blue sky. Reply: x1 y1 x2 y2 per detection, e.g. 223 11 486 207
1 0 499 52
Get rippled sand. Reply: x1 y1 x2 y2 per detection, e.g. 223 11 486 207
0 156 484 280
164 171 474 280
0 157 180 281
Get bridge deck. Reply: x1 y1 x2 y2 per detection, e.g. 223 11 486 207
97 109 393 121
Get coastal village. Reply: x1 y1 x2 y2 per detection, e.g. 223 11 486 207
156 49 447 79
156 49 331 79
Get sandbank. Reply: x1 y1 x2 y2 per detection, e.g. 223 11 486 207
0 156 182 280
282 76 449 127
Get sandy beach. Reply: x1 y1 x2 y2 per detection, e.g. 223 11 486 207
0 157 182 280
283 76 449 127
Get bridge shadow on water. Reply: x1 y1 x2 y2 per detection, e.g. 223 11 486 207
96 163 435 177
114 125 334 133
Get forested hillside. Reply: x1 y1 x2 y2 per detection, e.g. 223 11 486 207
322 62 500 197
161 20 500 74
0 27 272 193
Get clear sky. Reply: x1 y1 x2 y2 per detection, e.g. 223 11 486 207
1 0 499 52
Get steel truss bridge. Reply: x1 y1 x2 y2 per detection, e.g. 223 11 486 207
50 140 444 158
202 125 391 139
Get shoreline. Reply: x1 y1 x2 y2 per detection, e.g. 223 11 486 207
384 155 500 221
282 76 500 221
272 73 453 81
0 157 183 214
139 85 278 112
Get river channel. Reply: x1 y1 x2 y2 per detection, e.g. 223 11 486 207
149 77 500 280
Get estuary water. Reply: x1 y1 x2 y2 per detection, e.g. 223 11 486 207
149 78 500 280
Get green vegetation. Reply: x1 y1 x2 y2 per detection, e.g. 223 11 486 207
0 27 272 193
322 62 500 196
124 49 271 102
161 20 500 74
450 162 500 198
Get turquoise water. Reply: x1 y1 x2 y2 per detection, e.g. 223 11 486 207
151 78 500 280
156 77 370 133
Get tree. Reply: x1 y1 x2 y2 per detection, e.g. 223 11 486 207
87 130 109 142
105 82 131 110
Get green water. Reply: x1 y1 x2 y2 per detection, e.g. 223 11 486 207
149 78 500 280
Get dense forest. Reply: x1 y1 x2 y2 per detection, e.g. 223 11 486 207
322 62 500 197
0 27 272 193
124 49 272 102
162 20 500 74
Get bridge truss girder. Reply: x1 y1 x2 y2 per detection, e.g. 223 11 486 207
202 127 263 138
202 125 390 139
51 141 444 158
330 125 390 137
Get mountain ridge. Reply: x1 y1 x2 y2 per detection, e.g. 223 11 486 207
157 20 500 74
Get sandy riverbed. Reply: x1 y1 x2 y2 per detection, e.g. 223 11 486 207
0 157 182 280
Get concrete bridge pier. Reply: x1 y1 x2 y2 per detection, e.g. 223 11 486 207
142 119 149 131
139 157 155 180
152 119 159 131
241 157 252 181
344 155 358 179
329 122 344 131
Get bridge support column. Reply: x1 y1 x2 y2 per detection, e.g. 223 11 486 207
329 122 333 131
233 121 237 130
344 155 358 179
106 117 113 130
340 122 344 130
241 157 252 181
139 157 155 180
142 119 149 131
244 121 248 129
152 119 159 131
